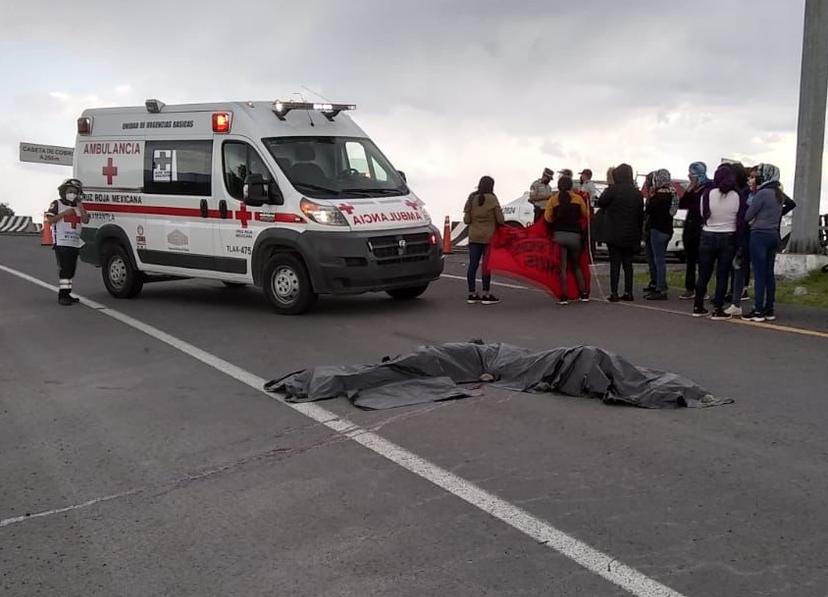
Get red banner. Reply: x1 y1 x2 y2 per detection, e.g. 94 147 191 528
483 220 591 299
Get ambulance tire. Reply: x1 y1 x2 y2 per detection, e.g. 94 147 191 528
101 242 143 299
263 253 317 315
386 284 429 300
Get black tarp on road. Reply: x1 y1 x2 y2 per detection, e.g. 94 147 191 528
265 342 733 410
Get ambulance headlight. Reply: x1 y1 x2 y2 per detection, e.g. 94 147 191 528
300 198 349 226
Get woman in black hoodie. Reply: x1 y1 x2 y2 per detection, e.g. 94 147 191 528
644 169 676 300
597 164 643 301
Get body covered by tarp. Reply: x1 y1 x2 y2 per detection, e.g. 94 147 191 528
265 342 732 410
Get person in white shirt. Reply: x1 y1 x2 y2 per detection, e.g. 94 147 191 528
577 169 599 206
44 178 90 306
691 165 747 320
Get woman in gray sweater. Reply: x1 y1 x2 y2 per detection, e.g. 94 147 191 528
743 164 794 322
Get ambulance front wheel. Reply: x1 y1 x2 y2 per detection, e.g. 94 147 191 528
386 284 429 300
101 242 143 299
263 253 317 315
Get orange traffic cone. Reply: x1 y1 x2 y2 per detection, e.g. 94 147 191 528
41 222 53 246
442 216 453 255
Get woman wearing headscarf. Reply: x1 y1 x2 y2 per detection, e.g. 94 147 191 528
545 176 588 304
463 175 505 305
724 163 753 316
644 169 676 300
692 164 747 319
742 164 795 322
679 162 713 299
597 164 643 301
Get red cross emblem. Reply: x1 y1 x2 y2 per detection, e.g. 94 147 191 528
338 203 355 215
64 211 81 229
102 158 118 185
405 200 419 210
234 203 254 228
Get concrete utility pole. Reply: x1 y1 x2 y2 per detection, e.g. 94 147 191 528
789 0 828 254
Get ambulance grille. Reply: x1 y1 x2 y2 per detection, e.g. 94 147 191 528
368 233 432 265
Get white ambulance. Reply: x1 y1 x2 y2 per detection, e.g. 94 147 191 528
76 99 443 314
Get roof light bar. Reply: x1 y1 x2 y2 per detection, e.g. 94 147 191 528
145 99 165 113
272 100 356 122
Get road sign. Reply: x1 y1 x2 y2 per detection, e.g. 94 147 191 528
19 142 74 166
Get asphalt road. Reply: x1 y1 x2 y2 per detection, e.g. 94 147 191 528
2 234 828 597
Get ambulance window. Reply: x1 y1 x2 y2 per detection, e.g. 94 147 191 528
345 142 370 177
369 156 389 182
222 142 274 200
144 140 212 196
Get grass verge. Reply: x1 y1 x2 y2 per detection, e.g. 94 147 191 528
632 269 828 308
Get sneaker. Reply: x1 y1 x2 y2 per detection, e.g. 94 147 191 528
742 310 765 322
764 309 776 321
621 293 634 302
58 294 74 306
679 291 695 300
608 294 621 303
645 291 667 301
481 294 500 305
467 293 482 304
643 285 656 294
711 308 732 320
558 297 569 305
724 304 742 317
692 306 710 317
579 293 590 303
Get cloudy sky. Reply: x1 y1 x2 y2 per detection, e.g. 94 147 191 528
1 0 825 221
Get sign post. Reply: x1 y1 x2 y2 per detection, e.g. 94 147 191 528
19 142 74 167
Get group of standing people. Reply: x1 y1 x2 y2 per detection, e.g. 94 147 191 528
463 160 795 322
586 160 795 321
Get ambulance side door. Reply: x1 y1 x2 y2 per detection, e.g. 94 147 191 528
140 139 218 274
216 139 280 280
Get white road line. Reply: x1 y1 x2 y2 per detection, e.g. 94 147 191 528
440 273 535 291
0 488 143 528
0 263 684 597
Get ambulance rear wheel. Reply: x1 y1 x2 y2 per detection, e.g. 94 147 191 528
386 284 429 300
263 253 317 315
102 243 143 299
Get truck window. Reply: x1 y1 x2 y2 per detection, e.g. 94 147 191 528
223 142 274 200
144 140 212 196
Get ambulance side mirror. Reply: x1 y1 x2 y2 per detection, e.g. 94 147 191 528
243 174 266 207
397 170 407 183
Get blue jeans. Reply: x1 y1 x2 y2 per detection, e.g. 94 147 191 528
730 231 751 307
644 231 657 288
650 229 670 292
467 242 491 293
750 229 779 313
695 231 737 310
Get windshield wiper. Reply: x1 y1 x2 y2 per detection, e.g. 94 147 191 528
294 182 340 195
342 188 405 196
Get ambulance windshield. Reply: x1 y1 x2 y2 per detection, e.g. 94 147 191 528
263 137 409 199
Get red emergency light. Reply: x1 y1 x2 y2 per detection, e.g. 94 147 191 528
212 112 232 133
77 117 93 135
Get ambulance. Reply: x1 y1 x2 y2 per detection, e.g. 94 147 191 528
76 99 443 314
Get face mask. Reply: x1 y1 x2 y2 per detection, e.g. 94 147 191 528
65 192 78 202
